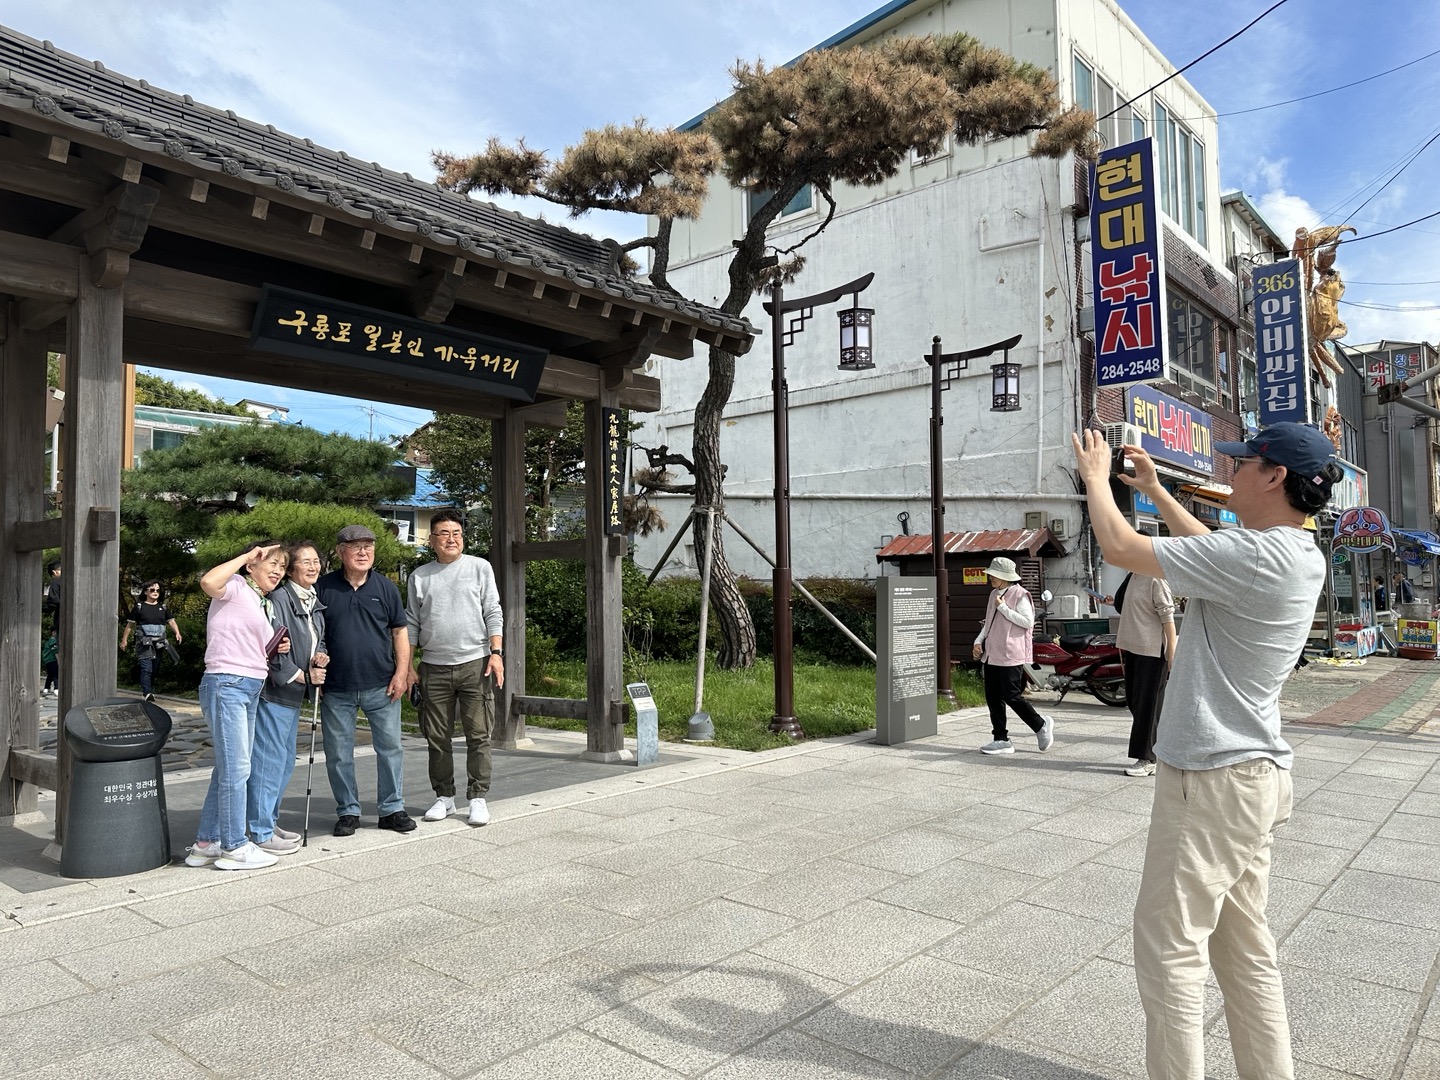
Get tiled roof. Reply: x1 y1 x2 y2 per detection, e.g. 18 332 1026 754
0 25 754 344
876 528 1067 560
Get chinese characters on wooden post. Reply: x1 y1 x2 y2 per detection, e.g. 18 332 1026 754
1252 260 1311 425
1090 138 1167 389
603 407 624 535
251 286 550 403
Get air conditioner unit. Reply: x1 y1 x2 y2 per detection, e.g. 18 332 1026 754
1104 422 1143 450
1024 510 1044 531
1050 594 1083 619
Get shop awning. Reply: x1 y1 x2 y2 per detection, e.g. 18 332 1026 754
1177 480 1233 503
1394 528 1440 555
876 527 1068 562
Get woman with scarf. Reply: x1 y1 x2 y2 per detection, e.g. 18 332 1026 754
247 540 329 855
185 541 290 871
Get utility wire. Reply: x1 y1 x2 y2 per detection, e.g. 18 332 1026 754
1338 124 1440 226
1336 208 1440 245
1339 299 1440 312
1098 0 1291 122
1346 279 1440 287
1201 46 1440 119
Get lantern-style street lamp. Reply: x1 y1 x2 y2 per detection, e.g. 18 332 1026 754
762 269 876 737
927 333 1023 700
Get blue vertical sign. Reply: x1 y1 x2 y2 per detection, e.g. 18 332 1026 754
1252 259 1310 425
1091 137 1167 388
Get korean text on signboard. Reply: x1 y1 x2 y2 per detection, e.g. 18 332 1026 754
250 286 550 403
1125 384 1212 474
1392 349 1422 383
603 407 625 536
1252 259 1310 425
1090 137 1167 389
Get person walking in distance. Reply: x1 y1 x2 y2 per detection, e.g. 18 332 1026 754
119 581 183 702
1111 572 1177 778
1072 422 1340 1079
406 511 505 827
973 556 1054 755
313 525 416 836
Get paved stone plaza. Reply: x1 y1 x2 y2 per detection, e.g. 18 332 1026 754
0 662 1437 1079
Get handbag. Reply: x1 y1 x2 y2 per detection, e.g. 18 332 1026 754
1113 572 1134 614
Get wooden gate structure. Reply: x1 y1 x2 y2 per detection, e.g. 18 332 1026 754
0 27 754 831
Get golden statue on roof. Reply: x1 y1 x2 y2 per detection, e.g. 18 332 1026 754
1292 224 1356 385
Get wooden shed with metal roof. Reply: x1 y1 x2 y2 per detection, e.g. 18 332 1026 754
0 26 754 839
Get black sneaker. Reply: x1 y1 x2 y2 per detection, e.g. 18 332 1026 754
333 814 360 837
377 810 417 833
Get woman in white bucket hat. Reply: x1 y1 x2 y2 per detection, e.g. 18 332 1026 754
971 557 1054 755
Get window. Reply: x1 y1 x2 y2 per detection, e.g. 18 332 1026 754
1153 99 1207 245
1096 77 1116 147
1168 292 1217 401
1073 54 1094 115
1216 326 1234 412
152 430 188 451
910 135 950 166
747 185 813 224
1238 331 1258 430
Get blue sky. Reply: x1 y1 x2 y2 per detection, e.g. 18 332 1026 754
5 0 1437 439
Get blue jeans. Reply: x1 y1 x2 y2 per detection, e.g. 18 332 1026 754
196 672 263 850
247 698 302 842
138 655 157 696
321 686 404 818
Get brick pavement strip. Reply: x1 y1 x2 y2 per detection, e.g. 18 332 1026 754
0 689 1437 1077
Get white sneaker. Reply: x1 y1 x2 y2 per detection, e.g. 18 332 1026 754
423 796 455 821
256 835 301 856
184 840 222 867
273 826 301 842
214 841 279 871
1037 716 1055 752
468 798 490 826
1125 759 1157 777
980 740 1015 755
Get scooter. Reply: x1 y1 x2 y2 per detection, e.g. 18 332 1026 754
1023 591 1128 707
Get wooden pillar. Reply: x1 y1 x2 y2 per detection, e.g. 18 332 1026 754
580 388 629 762
55 275 125 844
0 303 48 819
491 404 531 750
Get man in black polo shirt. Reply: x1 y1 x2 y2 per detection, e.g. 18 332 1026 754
314 525 416 835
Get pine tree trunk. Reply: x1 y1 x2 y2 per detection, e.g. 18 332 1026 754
692 342 756 668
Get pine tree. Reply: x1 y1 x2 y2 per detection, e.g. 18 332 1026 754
435 32 1096 667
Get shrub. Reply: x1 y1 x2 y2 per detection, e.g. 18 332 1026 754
741 577 876 663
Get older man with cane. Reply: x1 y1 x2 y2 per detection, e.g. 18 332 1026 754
1072 423 1339 1080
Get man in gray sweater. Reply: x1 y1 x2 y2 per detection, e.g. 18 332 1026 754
406 510 505 826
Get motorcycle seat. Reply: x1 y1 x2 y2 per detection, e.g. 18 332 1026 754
1058 634 1095 652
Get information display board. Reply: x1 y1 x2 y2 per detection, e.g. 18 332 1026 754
875 577 938 745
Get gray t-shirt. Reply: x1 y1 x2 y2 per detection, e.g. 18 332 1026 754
1151 526 1324 772
405 554 504 667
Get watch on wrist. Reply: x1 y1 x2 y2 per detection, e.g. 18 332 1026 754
491 648 504 658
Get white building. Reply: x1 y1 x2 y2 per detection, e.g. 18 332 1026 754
636 0 1290 633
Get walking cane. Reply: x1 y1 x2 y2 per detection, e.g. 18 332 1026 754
302 688 320 847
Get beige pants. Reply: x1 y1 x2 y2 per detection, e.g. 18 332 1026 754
1134 759 1294 1079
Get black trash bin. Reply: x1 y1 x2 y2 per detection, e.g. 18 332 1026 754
60 697 172 879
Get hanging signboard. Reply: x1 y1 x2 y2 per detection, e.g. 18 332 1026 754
250 286 550 403
1333 506 1396 554
1090 137 1167 389
1125 384 1213 474
603 407 625 535
1252 259 1310 425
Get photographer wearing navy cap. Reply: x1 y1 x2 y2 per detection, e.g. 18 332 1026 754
1072 421 1340 1080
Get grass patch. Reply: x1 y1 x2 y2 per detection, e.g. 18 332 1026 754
528 658 985 752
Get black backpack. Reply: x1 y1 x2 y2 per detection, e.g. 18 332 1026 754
1113 572 1134 614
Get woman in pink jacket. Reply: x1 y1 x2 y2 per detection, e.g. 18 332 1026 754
972 557 1054 755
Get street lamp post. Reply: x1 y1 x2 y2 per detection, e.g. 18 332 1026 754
763 270 875 737
926 333 1023 700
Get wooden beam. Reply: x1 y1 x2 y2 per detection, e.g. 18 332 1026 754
250 196 270 220
126 261 257 336
164 173 209 203
50 182 159 288
511 539 586 563
307 214 326 237
409 266 466 324
0 307 48 815
512 397 569 429
359 230 376 250
407 244 424 264
531 280 545 300
0 230 83 302
12 518 62 552
512 696 590 721
11 127 69 164
74 145 142 185
7 750 55 792
491 406 530 750
16 298 70 331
